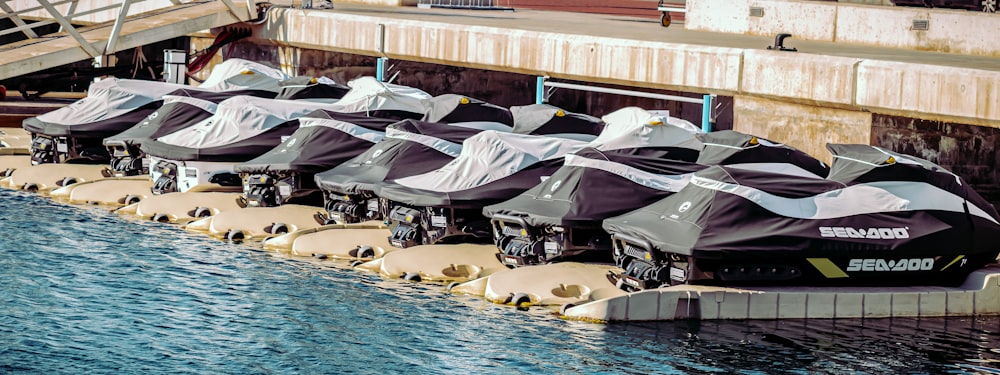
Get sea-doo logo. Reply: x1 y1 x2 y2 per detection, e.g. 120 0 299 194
819 226 910 239
148 112 158 120
678 202 691 213
550 180 562 192
846 258 934 272
372 149 383 159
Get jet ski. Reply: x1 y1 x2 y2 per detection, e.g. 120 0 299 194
483 108 707 267
602 143 1000 290
23 79 189 165
233 111 397 207
140 97 335 194
376 131 595 248
23 59 290 166
141 77 431 195
313 94 518 224
103 77 351 177
102 89 276 177
273 76 350 103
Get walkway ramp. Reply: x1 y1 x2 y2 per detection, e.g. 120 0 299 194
0 0 256 80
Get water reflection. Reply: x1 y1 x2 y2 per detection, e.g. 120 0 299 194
1 189 1000 374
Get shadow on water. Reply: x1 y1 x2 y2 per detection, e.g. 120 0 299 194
1 188 1000 374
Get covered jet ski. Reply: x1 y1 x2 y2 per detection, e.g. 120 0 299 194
141 96 334 194
141 78 431 195
233 111 397 207
483 108 707 267
23 79 189 165
322 76 431 121
273 76 350 103
313 94 518 224
376 131 593 248
602 144 1000 290
103 76 351 177
194 58 290 92
23 59 291 166
103 89 276 177
697 130 830 178
483 149 706 267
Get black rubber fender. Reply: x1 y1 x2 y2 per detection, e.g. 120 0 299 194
225 229 245 242
313 253 329 260
191 207 212 218
22 182 39 193
559 303 576 316
512 292 532 311
266 222 289 235
349 260 364 267
119 194 141 205
57 177 77 187
446 281 461 293
402 272 422 282
151 213 170 223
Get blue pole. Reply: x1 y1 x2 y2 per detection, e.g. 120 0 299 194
536 76 546 104
376 57 386 82
701 94 713 133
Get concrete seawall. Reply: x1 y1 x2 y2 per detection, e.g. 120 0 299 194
686 0 1000 57
249 5 1000 128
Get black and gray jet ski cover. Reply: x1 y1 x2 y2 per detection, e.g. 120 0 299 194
510 104 604 139
23 78 188 138
324 76 431 120
696 130 829 177
236 111 396 174
103 88 276 148
603 152 1000 285
140 96 332 162
274 76 350 102
422 94 513 130
375 131 590 208
314 119 500 195
483 147 707 227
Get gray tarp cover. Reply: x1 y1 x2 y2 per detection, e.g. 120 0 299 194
603 154 1000 260
235 111 396 174
483 148 706 227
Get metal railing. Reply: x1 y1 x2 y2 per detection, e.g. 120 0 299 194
0 0 252 62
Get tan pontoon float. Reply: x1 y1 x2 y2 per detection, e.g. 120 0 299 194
354 244 506 283
3 164 109 193
451 262 625 307
185 204 326 241
49 176 153 205
262 221 395 260
117 191 242 224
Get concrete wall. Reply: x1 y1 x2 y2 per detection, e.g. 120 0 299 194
733 95 873 164
250 7 1000 129
222 43 724 126
685 0 1000 57
873 113 1000 205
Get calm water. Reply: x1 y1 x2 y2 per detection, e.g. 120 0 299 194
2 188 1000 374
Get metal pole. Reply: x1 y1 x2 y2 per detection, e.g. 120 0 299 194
376 57 387 82
535 76 546 104
701 94 713 132
543 80 704 104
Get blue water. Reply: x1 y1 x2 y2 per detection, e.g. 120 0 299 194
2 189 1000 374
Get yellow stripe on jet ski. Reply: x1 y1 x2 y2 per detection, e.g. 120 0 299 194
807 258 849 278
940 255 965 271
